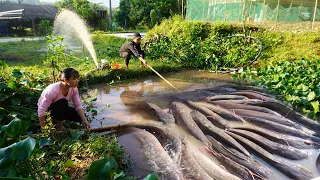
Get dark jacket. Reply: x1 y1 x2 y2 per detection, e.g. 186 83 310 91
119 41 143 58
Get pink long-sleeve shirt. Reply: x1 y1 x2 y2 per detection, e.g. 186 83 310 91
37 82 83 117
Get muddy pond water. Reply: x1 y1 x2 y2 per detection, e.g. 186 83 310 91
84 70 320 179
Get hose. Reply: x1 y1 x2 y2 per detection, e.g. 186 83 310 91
144 33 263 73
212 34 263 73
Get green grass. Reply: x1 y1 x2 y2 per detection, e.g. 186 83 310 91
252 31 320 66
0 33 183 87
2 24 320 86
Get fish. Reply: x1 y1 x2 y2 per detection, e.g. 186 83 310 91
133 128 184 180
141 102 175 124
170 101 210 146
228 129 308 160
229 124 320 149
191 110 250 157
188 142 242 180
242 116 320 142
227 131 315 180
207 135 273 179
254 101 320 133
229 91 277 102
207 102 282 116
204 95 247 101
133 123 183 165
232 109 306 131
195 102 245 122
180 141 213 180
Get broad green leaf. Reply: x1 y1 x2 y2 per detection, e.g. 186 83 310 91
87 156 118 180
0 144 14 170
11 69 22 79
144 174 159 180
12 137 36 161
311 101 320 113
65 159 75 168
71 131 85 141
307 91 316 101
0 83 8 89
39 138 52 148
11 98 21 106
300 98 309 105
0 93 10 102
297 84 308 92
0 158 12 171
0 60 7 70
0 108 4 122
7 81 20 91
1 118 28 138
315 86 320 96
90 97 97 102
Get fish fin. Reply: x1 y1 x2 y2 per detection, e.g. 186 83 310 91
316 154 320 167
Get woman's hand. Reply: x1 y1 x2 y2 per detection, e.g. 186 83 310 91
77 109 90 129
82 119 90 129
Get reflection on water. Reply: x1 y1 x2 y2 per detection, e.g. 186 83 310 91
84 70 320 179
85 70 233 128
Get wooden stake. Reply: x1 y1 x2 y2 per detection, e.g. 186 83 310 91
297 1 303 21
214 0 217 20
242 0 247 22
275 0 280 26
312 0 318 30
182 0 184 18
224 0 227 21
249 0 253 19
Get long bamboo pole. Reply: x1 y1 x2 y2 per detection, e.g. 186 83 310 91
312 0 318 30
147 64 181 92
16 122 136 140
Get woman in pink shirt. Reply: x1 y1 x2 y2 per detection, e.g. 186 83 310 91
37 68 90 130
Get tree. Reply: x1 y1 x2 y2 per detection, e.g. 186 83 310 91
109 0 112 28
114 0 179 29
55 0 98 22
114 0 131 30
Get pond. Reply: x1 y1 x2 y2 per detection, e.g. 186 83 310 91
84 70 320 179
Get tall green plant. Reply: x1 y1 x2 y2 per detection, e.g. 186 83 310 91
38 20 53 36
144 17 260 70
45 35 71 82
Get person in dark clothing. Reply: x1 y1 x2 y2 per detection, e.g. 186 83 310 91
119 33 147 69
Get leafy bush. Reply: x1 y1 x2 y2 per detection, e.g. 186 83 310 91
236 59 320 119
0 61 134 179
45 35 72 82
144 16 262 70
92 32 129 60
38 20 53 36
88 155 159 180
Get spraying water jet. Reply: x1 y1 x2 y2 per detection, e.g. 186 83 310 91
53 9 99 68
